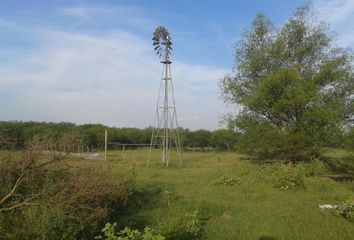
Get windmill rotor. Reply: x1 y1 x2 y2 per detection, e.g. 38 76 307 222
152 26 172 58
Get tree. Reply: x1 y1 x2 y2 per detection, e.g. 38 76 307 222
220 5 354 161
211 129 237 151
189 130 211 150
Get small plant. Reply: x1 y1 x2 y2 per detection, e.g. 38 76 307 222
95 223 119 240
336 201 354 221
95 222 165 240
184 211 201 238
273 162 305 190
213 175 240 186
162 190 176 206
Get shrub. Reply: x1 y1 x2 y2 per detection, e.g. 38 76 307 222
336 201 354 221
300 158 328 177
273 162 305 190
322 201 354 222
0 137 135 239
95 222 165 240
184 211 202 238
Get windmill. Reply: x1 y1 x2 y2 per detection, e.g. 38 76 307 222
147 26 182 167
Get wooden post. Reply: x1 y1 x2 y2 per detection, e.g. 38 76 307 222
104 130 107 161
122 144 126 163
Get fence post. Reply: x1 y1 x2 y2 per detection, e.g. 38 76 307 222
104 130 107 161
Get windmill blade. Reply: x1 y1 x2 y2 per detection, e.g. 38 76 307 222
152 25 172 59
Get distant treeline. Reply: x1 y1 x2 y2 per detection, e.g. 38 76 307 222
0 121 241 151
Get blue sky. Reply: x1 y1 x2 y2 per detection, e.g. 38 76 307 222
1 0 354 130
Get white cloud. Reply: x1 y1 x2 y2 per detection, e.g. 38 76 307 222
314 0 354 47
314 0 354 23
0 29 229 130
58 5 154 32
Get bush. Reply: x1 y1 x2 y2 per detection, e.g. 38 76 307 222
0 137 135 239
95 222 165 240
340 205 354 221
184 211 202 238
300 158 328 177
273 162 305 190
322 201 354 222
17 206 83 240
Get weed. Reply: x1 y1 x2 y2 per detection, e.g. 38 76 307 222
162 190 176 206
272 162 305 190
213 175 241 186
95 222 165 240
184 210 202 238
336 200 354 221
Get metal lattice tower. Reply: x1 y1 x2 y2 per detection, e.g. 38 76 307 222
147 26 182 167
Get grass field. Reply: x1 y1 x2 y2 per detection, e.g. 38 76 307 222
77 149 354 240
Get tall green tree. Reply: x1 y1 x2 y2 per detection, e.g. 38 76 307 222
220 5 353 161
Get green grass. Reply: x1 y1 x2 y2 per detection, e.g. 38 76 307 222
88 149 354 240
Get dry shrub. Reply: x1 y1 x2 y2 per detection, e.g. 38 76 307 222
0 134 135 239
0 139 57 213
57 167 135 226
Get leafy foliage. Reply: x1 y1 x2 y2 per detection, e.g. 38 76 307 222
337 201 354 221
272 162 305 190
95 223 165 240
187 129 211 150
0 121 241 152
162 190 176 206
299 158 328 177
220 4 354 161
211 129 238 151
184 211 202 238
